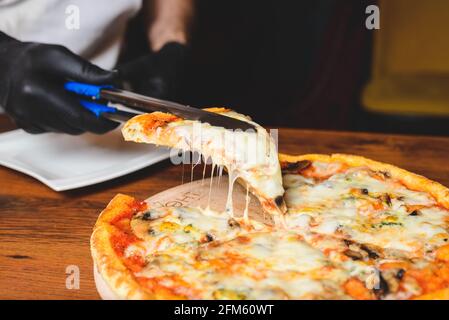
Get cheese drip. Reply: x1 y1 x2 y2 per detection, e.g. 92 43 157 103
225 167 239 218
206 163 216 209
243 185 251 224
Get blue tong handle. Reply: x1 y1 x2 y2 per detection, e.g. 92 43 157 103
64 81 116 117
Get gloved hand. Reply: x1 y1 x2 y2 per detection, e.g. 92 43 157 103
118 42 187 101
0 32 119 135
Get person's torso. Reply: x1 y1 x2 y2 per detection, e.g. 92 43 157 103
0 0 142 69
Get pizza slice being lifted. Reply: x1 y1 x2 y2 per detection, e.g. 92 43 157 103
122 107 286 216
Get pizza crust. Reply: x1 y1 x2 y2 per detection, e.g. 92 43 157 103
93 263 119 300
279 153 449 210
91 194 190 299
90 194 153 300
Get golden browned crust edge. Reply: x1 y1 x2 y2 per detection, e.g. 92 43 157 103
90 194 153 300
122 112 181 137
91 194 189 300
279 153 449 210
122 108 230 137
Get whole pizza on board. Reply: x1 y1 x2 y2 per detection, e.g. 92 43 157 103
91 108 449 300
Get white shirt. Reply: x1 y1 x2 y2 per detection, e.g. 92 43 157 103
0 0 142 69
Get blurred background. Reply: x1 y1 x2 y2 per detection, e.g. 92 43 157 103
122 0 449 136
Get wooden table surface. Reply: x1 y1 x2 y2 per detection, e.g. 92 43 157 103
1 115 449 299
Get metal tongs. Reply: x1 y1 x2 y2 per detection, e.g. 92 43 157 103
64 82 256 131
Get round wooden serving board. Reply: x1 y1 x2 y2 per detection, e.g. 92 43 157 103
145 176 271 224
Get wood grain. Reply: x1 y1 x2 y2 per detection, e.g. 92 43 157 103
1 116 449 299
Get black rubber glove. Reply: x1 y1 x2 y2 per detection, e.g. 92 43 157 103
118 42 187 101
0 32 119 135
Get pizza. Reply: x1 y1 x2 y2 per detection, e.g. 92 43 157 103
91 153 449 300
90 110 449 300
91 195 352 299
121 107 286 216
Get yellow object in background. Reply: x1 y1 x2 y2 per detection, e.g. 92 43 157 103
363 0 449 117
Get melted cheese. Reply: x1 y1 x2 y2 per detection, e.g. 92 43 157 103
284 165 449 257
127 205 352 299
130 207 246 249
146 233 349 299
